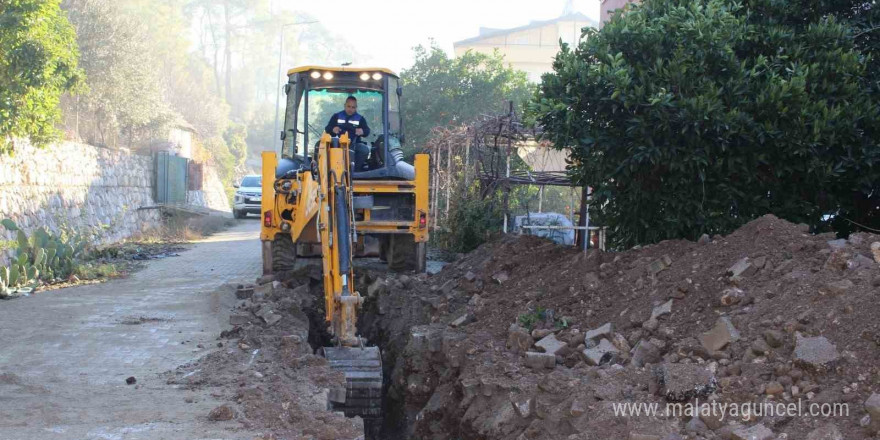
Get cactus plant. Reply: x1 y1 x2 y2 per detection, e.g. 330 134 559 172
1 219 18 231
34 227 49 248
16 230 28 254
0 266 9 297
9 263 20 286
2 218 94 292
25 265 38 282
34 248 46 272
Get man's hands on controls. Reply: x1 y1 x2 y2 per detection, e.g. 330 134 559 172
355 128 364 136
332 127 342 134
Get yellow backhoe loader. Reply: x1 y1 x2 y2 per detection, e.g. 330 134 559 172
259 66 430 432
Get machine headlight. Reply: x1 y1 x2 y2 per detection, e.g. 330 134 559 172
310 71 321 79
359 72 370 81
371 72 382 80
323 71 334 80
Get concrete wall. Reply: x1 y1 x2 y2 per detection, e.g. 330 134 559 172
455 44 559 82
0 139 230 265
454 18 596 82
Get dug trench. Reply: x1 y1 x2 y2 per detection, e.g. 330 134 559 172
170 214 880 439
161 260 433 440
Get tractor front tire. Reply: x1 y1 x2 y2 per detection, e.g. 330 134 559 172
271 233 298 274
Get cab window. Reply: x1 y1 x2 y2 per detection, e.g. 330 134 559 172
298 90 384 147
389 77 400 135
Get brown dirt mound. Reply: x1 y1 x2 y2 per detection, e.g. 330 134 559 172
362 214 880 439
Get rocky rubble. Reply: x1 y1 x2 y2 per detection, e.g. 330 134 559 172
360 215 880 439
166 271 362 440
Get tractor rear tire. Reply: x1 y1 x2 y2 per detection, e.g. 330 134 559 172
271 233 298 274
379 236 390 263
387 235 426 273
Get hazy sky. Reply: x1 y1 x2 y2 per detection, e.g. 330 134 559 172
274 0 600 72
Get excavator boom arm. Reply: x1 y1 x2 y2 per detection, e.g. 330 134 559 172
314 133 383 424
316 133 359 344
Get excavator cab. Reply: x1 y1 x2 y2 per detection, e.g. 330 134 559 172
264 66 429 273
259 66 430 436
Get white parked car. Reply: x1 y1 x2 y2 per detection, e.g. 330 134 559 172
233 175 262 219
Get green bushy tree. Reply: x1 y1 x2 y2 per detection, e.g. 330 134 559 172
0 0 82 153
62 0 174 147
223 122 248 165
401 44 532 153
532 0 880 248
435 190 503 253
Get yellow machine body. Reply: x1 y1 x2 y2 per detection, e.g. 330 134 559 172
258 66 431 431
260 152 431 253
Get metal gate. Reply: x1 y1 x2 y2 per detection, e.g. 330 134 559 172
154 152 189 204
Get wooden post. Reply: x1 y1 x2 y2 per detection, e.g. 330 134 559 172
445 142 452 218
503 150 510 233
583 190 590 253
427 145 434 228
538 185 544 213
473 130 481 194
431 146 439 228
502 101 513 233
576 186 589 249
463 129 471 188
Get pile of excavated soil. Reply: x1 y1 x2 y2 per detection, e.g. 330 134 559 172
165 274 362 440
360 214 880 440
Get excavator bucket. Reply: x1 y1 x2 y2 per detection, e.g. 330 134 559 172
324 346 383 420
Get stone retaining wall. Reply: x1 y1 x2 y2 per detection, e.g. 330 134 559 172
0 140 229 265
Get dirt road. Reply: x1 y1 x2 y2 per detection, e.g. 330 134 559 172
0 220 263 440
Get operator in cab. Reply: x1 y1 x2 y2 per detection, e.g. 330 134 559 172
325 95 371 172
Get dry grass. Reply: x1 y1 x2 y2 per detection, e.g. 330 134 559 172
74 262 122 280
134 214 236 243
167 215 236 241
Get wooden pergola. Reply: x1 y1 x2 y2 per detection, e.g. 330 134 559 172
423 103 597 248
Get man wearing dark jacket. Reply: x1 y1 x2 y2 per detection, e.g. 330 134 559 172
325 96 370 171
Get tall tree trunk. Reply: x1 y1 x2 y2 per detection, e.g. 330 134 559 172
205 7 222 97
223 0 232 103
